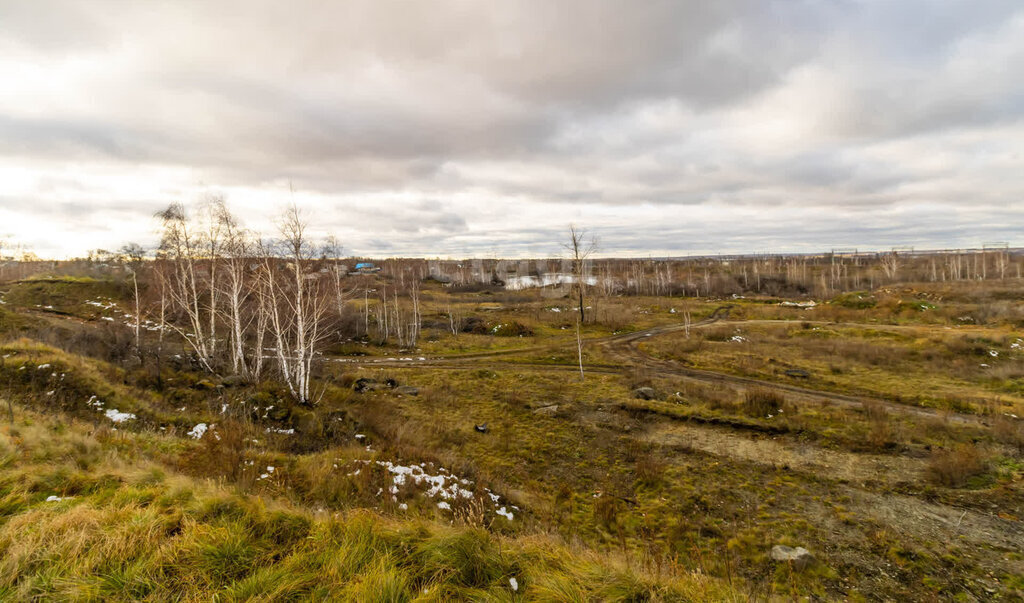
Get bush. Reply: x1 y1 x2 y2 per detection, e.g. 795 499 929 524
832 292 877 309
490 321 533 337
993 415 1024 454
743 388 784 418
927 444 988 487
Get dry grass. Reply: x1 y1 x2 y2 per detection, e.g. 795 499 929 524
742 388 785 418
926 443 989 487
0 407 734 601
993 414 1024 454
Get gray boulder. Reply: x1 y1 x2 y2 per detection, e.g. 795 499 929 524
533 404 558 416
353 378 387 393
770 545 814 570
632 387 656 400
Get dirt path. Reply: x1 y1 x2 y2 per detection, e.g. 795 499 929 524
640 420 929 485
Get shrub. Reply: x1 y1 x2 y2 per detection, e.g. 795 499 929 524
634 453 667 487
743 388 785 418
927 444 988 487
993 415 1024 454
832 292 877 309
490 321 533 337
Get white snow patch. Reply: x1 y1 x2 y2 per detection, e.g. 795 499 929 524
509 577 518 592
105 409 136 423
188 423 208 439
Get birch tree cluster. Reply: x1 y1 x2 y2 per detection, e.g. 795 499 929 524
153 198 342 405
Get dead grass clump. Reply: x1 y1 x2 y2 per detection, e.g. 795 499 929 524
859 400 900 449
626 365 654 390
992 415 1024 454
634 453 667 487
594 304 635 331
178 419 249 480
926 443 988 487
491 321 533 337
703 326 735 342
743 388 785 418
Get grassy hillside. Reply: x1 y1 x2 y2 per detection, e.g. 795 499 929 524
0 408 731 601
0 274 1022 600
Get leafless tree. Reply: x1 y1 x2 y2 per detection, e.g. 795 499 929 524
118 242 147 364
219 211 255 379
566 225 596 380
156 202 216 372
446 302 463 336
880 252 899 281
325 236 355 338
269 204 332 405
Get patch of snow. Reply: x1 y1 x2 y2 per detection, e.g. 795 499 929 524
496 506 514 520
436 501 451 510
37 364 50 370
509 577 518 592
188 423 208 439
105 409 136 423
45 495 71 502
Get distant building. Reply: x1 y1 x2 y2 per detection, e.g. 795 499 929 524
350 262 381 275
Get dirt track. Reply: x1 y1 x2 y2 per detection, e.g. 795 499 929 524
343 310 988 426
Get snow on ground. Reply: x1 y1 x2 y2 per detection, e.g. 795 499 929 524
187 423 208 439
344 458 519 521
780 300 817 308
104 409 136 423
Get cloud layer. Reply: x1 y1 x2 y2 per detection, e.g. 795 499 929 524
1 0 1022 257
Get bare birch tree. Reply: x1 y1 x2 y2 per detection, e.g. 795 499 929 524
566 225 596 380
269 205 332 405
219 211 255 379
156 202 216 372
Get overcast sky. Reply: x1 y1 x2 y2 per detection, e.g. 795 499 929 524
1 1 1022 258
